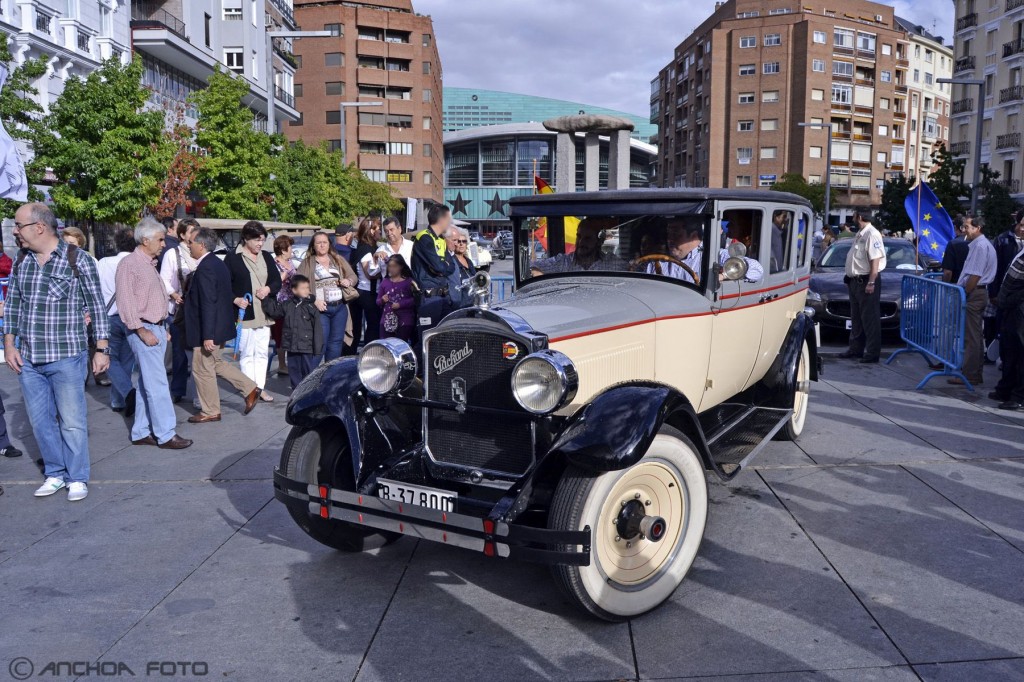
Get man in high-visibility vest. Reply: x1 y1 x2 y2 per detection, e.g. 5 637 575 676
412 204 455 333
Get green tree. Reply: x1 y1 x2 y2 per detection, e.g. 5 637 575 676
876 173 915 235
190 69 274 219
0 33 50 218
34 56 168 226
979 166 1021 237
770 173 825 216
927 142 969 214
270 140 402 228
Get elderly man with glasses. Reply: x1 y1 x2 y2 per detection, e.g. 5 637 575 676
5 203 110 501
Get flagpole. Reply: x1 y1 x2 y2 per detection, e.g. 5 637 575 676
915 179 922 271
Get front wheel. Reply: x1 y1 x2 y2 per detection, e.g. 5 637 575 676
280 425 398 552
775 340 810 441
549 427 708 621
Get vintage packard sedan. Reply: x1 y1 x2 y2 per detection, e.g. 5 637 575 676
274 189 820 621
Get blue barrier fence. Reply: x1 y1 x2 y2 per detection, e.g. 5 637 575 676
490 275 514 302
885 274 973 391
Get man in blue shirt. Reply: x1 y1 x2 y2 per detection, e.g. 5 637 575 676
334 223 355 260
952 215 998 386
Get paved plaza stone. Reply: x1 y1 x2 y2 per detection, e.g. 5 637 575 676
1 350 1023 681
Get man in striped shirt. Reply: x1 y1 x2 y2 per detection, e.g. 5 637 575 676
4 203 110 501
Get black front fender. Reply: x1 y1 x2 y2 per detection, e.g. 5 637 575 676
751 312 819 409
547 383 714 474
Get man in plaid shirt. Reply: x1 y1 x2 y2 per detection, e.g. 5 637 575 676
4 203 110 501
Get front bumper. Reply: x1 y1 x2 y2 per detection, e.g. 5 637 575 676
274 469 592 566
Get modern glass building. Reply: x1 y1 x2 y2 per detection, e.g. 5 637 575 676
444 87 658 143
444 122 657 231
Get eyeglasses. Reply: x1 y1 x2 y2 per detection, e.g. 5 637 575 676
13 221 40 230
454 239 468 244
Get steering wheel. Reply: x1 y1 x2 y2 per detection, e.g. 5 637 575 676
630 254 699 284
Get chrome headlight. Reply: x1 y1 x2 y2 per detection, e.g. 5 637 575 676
511 350 578 415
722 256 749 281
357 339 417 396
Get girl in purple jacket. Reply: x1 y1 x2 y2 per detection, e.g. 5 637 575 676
376 255 417 342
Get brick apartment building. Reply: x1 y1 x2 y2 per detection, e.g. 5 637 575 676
650 0 951 220
287 0 444 207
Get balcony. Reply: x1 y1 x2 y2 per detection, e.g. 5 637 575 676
268 0 296 29
955 55 976 72
896 56 909 67
851 133 873 142
274 86 294 108
1001 85 1024 103
956 13 978 31
950 141 971 156
895 84 908 94
893 109 907 119
998 179 1022 192
1009 0 1024 12
131 2 186 40
952 98 975 115
1004 40 1024 58
996 132 1022 149
832 130 852 139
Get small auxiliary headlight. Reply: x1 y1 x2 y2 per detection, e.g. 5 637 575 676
357 339 417 396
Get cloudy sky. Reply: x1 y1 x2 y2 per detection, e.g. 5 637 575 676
416 0 953 117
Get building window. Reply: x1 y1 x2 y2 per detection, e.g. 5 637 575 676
358 26 383 41
328 140 342 153
878 124 888 137
834 28 854 48
768 7 790 14
832 84 852 104
925 49 933 63
424 171 432 184
326 81 344 96
252 50 258 79
812 59 825 72
387 142 413 155
811 88 824 101
925 73 933 85
326 111 341 125
294 84 303 98
387 114 413 128
737 10 760 18
738 120 754 131
880 70 891 83
325 23 342 36
202 13 211 46
857 32 875 52
882 43 892 55
813 31 827 44
364 169 386 182
224 6 241 20
739 64 755 76
289 114 303 127
359 85 385 98
809 175 822 184
736 175 752 187
740 36 756 48
423 143 432 157
100 6 113 35
879 97 889 109
809 146 822 158
422 34 432 47
739 92 755 104
423 88 432 102
877 152 888 163
763 62 780 74
35 13 52 33
760 147 777 159
833 61 853 76
761 119 778 131
423 61 431 75
359 56 384 69
762 90 779 102
764 34 781 46
386 59 411 72
423 116 432 130
913 69 920 83
325 52 344 67
224 49 244 74
387 171 413 183
737 147 753 163
359 142 385 155
358 112 385 126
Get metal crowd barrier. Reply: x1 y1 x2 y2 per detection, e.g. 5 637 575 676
490 275 514 303
885 274 973 391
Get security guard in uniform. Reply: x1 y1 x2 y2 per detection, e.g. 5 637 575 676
839 211 887 363
412 204 456 334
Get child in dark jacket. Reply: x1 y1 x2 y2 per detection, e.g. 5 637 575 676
265 275 323 389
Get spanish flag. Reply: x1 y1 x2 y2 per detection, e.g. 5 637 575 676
534 176 580 253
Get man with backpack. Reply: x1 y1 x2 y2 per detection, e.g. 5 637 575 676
4 203 110 502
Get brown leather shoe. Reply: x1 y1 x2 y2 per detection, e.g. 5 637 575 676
243 388 261 415
158 434 193 450
188 413 222 424
131 435 158 446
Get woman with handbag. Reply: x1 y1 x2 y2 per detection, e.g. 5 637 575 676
347 217 383 354
271 235 295 377
296 231 358 363
225 222 282 402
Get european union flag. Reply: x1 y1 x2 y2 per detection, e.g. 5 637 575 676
904 181 955 261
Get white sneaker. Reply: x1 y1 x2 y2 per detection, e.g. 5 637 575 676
34 477 66 497
67 482 88 502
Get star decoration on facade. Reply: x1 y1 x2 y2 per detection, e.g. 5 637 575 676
449 192 471 216
923 213 932 221
486 191 508 216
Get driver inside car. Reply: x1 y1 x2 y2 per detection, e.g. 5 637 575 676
636 219 763 285
530 218 627 275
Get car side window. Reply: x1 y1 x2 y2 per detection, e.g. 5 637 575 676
721 209 763 262
796 212 811 268
768 210 794 274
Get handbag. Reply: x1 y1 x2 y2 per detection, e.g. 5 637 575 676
172 272 193 328
341 284 360 302
382 308 399 333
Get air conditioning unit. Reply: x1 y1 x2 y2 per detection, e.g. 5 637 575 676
875 14 883 22
265 15 273 27
885 162 892 168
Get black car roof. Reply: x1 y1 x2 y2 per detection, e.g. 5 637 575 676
508 188 813 215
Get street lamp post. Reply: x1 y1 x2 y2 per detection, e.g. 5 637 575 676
264 30 333 135
938 77 985 215
798 122 833 228
339 101 383 164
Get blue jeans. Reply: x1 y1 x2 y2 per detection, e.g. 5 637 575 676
19 351 90 483
127 322 177 443
319 302 348 363
168 319 190 398
106 314 136 409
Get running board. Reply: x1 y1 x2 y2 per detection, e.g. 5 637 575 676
704 406 792 478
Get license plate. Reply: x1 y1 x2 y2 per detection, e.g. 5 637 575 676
376 479 457 512
845 320 852 330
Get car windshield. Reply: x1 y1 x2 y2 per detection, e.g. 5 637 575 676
515 213 715 287
818 239 920 270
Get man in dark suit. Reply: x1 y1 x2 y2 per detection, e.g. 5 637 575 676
184 227 260 423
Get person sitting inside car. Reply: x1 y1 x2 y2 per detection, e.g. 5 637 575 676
530 218 626 275
637 219 762 285
721 220 764 283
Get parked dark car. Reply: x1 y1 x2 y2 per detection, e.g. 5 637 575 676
807 238 925 331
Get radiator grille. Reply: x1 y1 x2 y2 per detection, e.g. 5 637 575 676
424 328 534 475
826 301 898 319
